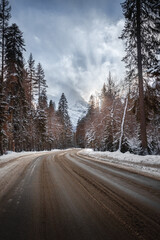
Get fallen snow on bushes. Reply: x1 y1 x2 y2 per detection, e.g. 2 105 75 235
79 149 160 178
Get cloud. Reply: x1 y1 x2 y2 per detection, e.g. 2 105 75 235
11 4 125 103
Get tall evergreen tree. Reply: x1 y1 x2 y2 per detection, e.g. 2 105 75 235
76 117 86 148
34 62 47 100
5 23 25 79
47 100 56 150
120 0 160 153
99 73 118 151
5 23 26 151
87 95 95 119
26 53 35 109
57 93 73 148
0 0 11 83
23 54 36 150
35 89 48 151
0 0 11 155
84 95 96 148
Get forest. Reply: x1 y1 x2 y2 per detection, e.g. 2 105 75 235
0 0 159 155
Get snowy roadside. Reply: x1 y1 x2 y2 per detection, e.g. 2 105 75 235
78 149 160 179
0 148 72 164
0 149 62 164
0 151 47 163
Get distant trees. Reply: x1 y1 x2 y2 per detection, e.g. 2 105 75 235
76 73 124 152
76 117 86 148
47 100 56 150
76 68 159 154
84 95 96 149
35 89 48 151
34 62 47 100
26 53 35 110
57 93 73 148
24 54 36 150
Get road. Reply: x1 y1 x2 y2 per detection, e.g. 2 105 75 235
0 149 160 240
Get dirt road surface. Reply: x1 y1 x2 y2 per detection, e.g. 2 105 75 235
0 149 160 240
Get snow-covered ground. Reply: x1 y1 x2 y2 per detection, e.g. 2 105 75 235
0 150 62 164
79 149 160 179
1 149 160 179
0 149 74 164
0 151 45 163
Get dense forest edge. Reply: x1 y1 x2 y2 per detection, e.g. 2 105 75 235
0 0 159 156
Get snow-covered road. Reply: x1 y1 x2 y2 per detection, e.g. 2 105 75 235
0 149 160 240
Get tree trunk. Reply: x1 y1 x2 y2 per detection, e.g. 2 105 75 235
136 0 148 154
0 3 5 156
119 97 128 152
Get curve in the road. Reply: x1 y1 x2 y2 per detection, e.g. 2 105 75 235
0 149 160 240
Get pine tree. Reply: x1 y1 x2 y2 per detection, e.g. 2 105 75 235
34 62 47 100
26 53 35 109
5 23 25 78
5 23 26 151
76 117 86 148
120 0 160 154
35 89 48 151
101 83 107 109
0 0 11 83
144 82 160 154
23 54 36 150
88 95 95 117
84 95 96 148
100 73 117 151
47 100 56 150
57 93 73 148
0 0 11 155
34 63 48 150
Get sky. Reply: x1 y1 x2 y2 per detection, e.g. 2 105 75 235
10 0 126 104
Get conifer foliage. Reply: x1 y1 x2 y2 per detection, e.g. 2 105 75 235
120 0 160 153
57 93 73 148
0 0 11 154
76 70 159 154
5 23 26 151
0 0 74 154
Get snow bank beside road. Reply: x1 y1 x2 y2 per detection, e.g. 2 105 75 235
1 149 160 179
0 150 60 163
79 149 160 178
0 151 38 163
